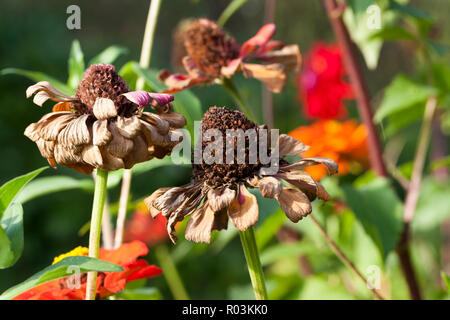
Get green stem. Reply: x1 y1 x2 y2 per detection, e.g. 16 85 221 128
221 77 257 123
154 243 190 300
239 227 268 300
85 169 109 300
217 0 249 27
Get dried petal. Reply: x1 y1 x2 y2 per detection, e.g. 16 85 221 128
116 116 142 138
57 114 91 146
158 112 187 129
240 23 276 57
106 122 134 158
278 134 309 157
92 120 112 146
228 184 258 231
185 204 215 243
241 62 286 93
257 176 282 198
141 113 169 135
276 188 312 222
207 188 236 212
258 45 302 72
144 187 172 218
26 81 77 106
93 98 117 120
82 145 104 167
281 157 338 175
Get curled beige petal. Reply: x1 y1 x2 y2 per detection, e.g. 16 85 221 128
98 147 124 171
93 98 117 120
123 135 151 169
279 170 330 201
26 81 77 106
241 62 286 93
92 120 112 146
258 176 282 198
57 114 91 146
228 184 259 231
278 134 309 157
281 157 338 175
35 139 55 158
24 123 40 142
212 208 229 231
54 143 82 165
141 112 169 135
106 122 134 158
276 188 312 222
185 204 215 243
116 116 142 139
39 114 75 141
81 145 104 167
207 187 236 212
158 112 187 129
259 44 302 73
144 187 172 218
140 120 168 145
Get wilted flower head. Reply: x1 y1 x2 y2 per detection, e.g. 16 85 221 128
159 19 301 94
13 241 162 300
24 63 186 174
289 119 368 180
145 106 337 244
299 43 353 119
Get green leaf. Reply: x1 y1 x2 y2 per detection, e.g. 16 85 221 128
342 175 403 259
118 61 139 90
260 242 315 266
88 45 128 66
67 40 85 90
374 74 436 123
369 25 416 41
16 176 93 203
0 68 73 96
117 287 162 300
0 203 23 268
0 256 123 300
0 167 47 219
388 0 431 21
412 177 450 232
343 0 397 69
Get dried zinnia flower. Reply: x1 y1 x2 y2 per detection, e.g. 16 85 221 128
289 119 368 180
171 18 195 72
13 241 162 300
298 43 353 119
24 63 186 174
159 19 301 94
145 106 337 243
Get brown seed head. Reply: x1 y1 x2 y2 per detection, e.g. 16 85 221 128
75 64 136 116
193 106 262 188
184 19 239 78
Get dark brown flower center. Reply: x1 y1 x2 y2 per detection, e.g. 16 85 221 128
193 106 263 188
75 63 136 116
184 19 239 78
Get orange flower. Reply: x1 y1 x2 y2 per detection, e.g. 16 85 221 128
124 203 168 247
13 241 162 300
288 120 368 180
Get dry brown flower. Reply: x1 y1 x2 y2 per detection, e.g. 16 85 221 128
159 19 301 94
145 107 337 243
24 64 186 174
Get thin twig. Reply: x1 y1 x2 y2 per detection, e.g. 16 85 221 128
309 215 386 300
403 96 437 223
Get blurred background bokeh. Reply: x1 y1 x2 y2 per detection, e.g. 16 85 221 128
1 0 449 299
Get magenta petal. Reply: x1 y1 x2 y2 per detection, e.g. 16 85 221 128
122 91 174 107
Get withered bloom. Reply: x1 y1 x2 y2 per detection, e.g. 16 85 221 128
24 64 186 174
145 107 337 243
159 19 301 94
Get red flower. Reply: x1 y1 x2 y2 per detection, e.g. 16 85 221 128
298 43 353 119
13 241 162 300
124 203 168 247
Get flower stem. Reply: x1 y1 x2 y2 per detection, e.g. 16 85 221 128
85 168 109 300
221 77 257 123
154 244 190 300
239 227 268 300
115 0 162 249
217 0 249 27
